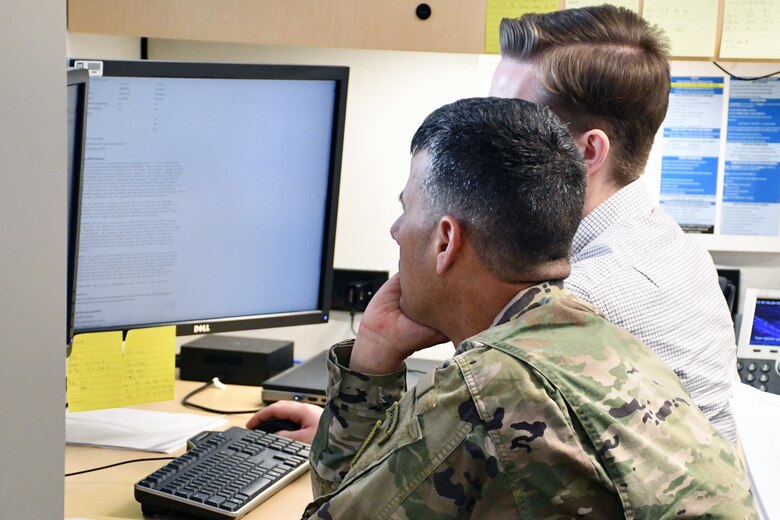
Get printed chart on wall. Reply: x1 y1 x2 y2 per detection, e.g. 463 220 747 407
723 79 780 239
653 62 780 252
659 77 723 234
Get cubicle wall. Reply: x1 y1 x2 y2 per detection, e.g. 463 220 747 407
2 0 67 518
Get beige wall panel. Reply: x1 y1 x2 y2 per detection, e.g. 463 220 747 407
68 0 487 53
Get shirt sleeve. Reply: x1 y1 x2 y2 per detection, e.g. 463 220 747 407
303 351 519 519
308 340 408 497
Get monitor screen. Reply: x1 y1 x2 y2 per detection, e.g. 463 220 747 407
67 67 89 347
69 59 347 337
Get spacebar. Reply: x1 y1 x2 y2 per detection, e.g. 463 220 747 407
241 477 273 498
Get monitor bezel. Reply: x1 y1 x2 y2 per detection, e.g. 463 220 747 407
68 59 348 338
67 67 89 349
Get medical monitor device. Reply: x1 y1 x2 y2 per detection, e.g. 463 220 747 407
68 59 347 338
736 288 780 394
67 67 89 350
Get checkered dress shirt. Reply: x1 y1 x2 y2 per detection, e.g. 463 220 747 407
565 178 738 444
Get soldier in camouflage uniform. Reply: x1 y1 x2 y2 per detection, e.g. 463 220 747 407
304 282 756 518
251 97 756 518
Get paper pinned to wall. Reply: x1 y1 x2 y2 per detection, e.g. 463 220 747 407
484 0 559 54
565 0 639 11
643 0 718 58
67 326 175 412
659 76 724 233
721 0 780 60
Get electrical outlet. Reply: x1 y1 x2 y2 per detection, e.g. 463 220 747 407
331 269 389 312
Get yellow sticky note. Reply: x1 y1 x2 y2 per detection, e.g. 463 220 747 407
122 326 176 406
720 0 780 60
67 326 176 411
485 0 560 54
67 331 123 412
643 0 718 58
565 0 638 11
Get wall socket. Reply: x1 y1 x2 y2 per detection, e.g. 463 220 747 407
331 268 390 312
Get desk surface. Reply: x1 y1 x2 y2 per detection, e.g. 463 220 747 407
65 380 313 520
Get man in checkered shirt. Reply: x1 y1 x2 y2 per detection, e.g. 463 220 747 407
490 5 738 443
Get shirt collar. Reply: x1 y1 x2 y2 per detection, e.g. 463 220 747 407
571 177 651 258
491 280 566 327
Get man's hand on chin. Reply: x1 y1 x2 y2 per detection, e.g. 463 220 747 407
349 274 448 374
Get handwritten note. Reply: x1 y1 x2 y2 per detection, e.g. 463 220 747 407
122 327 176 406
485 0 560 54
565 0 639 11
67 331 124 412
643 0 718 58
720 0 780 60
67 326 175 412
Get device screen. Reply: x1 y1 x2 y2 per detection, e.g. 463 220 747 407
750 298 780 348
75 74 336 331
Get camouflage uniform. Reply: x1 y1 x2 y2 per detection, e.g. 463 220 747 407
303 282 757 519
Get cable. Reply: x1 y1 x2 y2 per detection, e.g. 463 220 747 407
65 456 175 477
181 378 261 415
349 309 359 336
712 62 780 81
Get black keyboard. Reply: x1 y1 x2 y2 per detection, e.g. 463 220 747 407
135 427 310 519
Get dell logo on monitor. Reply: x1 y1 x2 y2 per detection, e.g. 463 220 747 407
193 324 211 334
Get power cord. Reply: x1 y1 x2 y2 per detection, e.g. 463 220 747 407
65 456 175 477
349 308 359 336
181 377 262 415
712 62 780 81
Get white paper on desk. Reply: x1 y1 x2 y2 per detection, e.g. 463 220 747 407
730 382 780 520
66 408 228 453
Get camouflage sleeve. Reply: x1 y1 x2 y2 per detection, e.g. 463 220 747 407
308 341 408 497
303 354 523 519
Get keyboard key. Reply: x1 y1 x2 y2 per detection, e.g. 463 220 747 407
240 477 273 498
191 492 210 503
220 500 242 511
206 494 229 507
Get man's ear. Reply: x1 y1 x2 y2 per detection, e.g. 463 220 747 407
434 215 462 275
577 129 610 177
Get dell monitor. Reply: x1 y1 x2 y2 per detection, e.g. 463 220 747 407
67 67 89 350
68 59 347 339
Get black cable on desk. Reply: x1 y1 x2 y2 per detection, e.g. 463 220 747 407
181 378 261 415
65 456 175 477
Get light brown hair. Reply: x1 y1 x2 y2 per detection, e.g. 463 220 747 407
500 6 670 186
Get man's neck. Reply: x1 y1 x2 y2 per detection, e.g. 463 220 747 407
583 176 621 216
444 280 534 347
